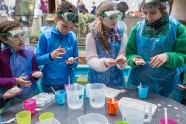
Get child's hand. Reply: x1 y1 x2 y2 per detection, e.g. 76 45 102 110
150 53 167 68
133 58 146 66
178 84 186 91
3 86 22 100
116 56 127 65
16 77 32 87
66 57 79 65
104 58 118 67
50 46 66 60
32 71 43 78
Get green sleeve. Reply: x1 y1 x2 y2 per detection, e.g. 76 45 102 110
164 23 186 69
126 25 142 67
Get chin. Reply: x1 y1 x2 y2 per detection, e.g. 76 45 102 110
148 20 155 23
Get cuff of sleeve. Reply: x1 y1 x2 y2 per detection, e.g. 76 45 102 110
127 55 142 67
163 52 170 67
49 53 54 61
12 77 17 86
102 58 110 70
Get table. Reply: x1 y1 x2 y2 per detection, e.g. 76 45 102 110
1 89 186 124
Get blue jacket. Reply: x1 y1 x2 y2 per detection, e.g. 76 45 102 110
36 26 79 87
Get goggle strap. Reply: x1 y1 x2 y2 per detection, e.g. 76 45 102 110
0 32 8 37
100 13 106 17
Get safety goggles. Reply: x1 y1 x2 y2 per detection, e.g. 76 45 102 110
58 12 79 24
143 0 167 9
7 30 29 42
100 10 123 22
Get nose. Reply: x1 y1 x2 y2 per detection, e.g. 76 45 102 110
147 14 152 20
17 35 24 42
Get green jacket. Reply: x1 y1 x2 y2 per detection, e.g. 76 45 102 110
126 23 186 69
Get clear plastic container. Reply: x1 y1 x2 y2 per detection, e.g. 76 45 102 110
35 118 61 124
66 84 84 109
77 113 109 124
86 83 106 108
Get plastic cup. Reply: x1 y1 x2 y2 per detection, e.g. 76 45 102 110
55 90 66 105
138 85 149 99
116 121 128 124
23 98 36 114
66 84 84 109
88 83 106 108
36 118 61 124
106 98 118 115
16 111 31 124
39 112 54 121
77 113 109 124
160 118 177 124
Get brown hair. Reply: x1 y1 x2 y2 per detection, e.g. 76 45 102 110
57 1 78 20
96 1 115 52
117 2 129 19
141 0 167 14
0 21 22 50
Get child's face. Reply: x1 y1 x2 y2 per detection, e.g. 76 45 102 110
100 11 119 30
56 18 75 35
102 18 117 29
1 27 25 51
143 7 163 23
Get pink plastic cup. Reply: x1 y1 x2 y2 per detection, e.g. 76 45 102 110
24 98 36 115
160 118 177 124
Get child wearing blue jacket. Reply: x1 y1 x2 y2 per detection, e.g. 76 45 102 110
36 1 79 92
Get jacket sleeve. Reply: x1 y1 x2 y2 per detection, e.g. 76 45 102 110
164 23 186 69
36 33 53 66
126 25 142 67
0 57 16 88
86 33 109 72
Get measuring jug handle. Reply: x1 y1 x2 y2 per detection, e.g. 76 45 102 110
85 84 92 98
144 105 152 122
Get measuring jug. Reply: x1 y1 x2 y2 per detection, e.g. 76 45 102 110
119 101 152 124
86 83 106 108
66 83 84 109
77 113 109 124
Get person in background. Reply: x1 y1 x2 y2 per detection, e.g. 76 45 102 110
86 1 127 86
76 0 88 14
40 0 48 14
126 0 186 102
90 1 96 15
0 21 42 112
116 2 129 34
36 1 79 92
0 1 8 15
0 86 21 109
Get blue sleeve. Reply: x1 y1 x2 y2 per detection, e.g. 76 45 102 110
36 33 53 66
68 33 79 68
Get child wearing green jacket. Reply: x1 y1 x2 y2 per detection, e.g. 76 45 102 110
126 0 186 102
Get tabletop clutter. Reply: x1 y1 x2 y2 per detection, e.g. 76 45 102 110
2 83 178 124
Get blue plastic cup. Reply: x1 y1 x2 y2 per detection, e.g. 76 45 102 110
138 85 149 99
55 90 66 105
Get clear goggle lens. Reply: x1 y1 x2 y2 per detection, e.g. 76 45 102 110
101 10 123 22
7 30 29 42
58 12 79 24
